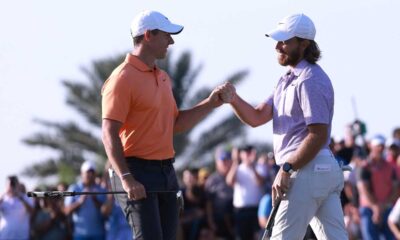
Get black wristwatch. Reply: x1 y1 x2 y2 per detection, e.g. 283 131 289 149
282 162 294 174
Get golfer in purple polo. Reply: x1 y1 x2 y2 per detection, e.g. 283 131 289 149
220 13 348 239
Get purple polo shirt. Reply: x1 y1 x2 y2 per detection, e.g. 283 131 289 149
265 60 334 165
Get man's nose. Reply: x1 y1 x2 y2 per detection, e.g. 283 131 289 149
275 42 282 51
169 35 174 45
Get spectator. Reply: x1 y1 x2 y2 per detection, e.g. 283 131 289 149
336 124 366 165
30 188 71 240
198 167 211 189
357 135 398 240
393 127 400 142
387 142 400 175
64 160 108 240
205 148 234 239
257 193 272 230
0 175 34 240
257 152 279 193
180 168 207 240
226 145 267 240
102 194 133 240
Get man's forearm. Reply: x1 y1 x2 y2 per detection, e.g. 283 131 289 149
102 122 130 178
174 98 216 134
64 201 83 215
286 124 328 170
226 163 238 187
230 95 272 128
357 182 377 207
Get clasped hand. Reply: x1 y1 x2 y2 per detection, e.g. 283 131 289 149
209 82 236 107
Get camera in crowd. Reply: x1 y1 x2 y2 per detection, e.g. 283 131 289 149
350 119 367 138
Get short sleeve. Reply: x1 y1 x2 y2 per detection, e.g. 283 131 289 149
298 78 332 125
101 71 132 123
265 93 274 106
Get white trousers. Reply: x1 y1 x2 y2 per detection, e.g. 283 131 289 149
271 150 348 240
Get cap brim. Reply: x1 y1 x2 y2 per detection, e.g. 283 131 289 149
160 24 184 35
265 29 294 41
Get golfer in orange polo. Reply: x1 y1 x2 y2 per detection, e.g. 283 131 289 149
101 10 233 240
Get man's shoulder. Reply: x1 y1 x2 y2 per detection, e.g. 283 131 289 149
299 63 327 80
68 182 83 191
112 62 141 81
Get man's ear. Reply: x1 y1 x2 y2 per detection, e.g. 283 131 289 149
300 39 310 51
143 30 152 41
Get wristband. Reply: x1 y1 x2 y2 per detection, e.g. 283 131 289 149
120 172 131 179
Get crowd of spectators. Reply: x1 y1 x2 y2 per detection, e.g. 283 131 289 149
2 125 400 240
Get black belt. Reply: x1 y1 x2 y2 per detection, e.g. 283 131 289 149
126 156 174 166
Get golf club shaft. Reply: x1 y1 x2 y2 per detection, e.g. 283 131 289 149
27 190 176 198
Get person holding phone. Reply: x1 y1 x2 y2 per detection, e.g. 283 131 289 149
0 175 34 240
226 145 267 240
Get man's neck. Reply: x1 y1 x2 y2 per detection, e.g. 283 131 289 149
132 47 156 69
289 57 305 68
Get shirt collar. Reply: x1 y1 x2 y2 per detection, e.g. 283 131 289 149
288 59 308 77
125 53 158 72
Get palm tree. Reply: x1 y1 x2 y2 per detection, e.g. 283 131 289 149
23 51 249 183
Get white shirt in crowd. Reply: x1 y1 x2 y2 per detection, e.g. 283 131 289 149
0 195 34 240
233 163 268 208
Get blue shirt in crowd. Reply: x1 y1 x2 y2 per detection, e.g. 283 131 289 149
65 182 107 239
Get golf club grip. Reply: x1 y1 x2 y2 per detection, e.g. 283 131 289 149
261 199 281 240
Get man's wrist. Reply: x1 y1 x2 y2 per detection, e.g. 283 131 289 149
120 172 132 179
282 162 294 174
230 93 238 105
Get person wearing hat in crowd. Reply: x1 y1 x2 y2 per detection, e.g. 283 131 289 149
64 160 108 240
101 10 234 240
204 147 235 239
219 13 348 239
356 135 398 240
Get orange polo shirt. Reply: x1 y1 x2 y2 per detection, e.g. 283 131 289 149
101 54 178 160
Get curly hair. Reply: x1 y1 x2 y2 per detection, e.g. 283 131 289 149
299 38 322 64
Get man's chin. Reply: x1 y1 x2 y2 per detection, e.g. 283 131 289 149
156 52 167 60
278 59 289 66
277 55 289 66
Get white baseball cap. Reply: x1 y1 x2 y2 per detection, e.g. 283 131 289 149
130 10 184 38
81 160 96 172
266 13 316 41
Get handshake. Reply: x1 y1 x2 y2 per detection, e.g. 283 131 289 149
210 82 236 106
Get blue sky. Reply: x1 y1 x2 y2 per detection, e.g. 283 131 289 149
1 0 399 190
